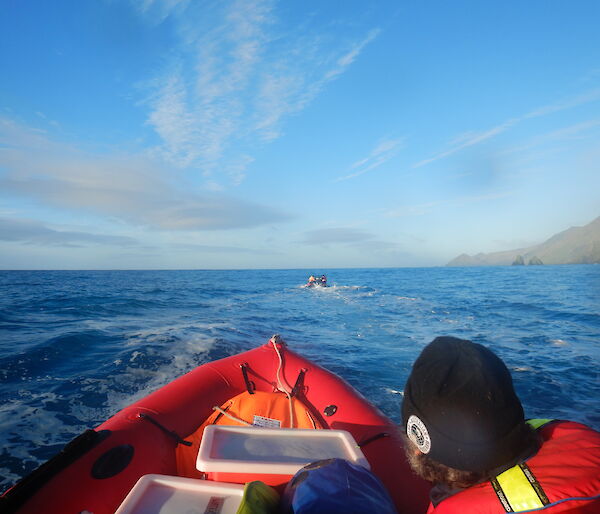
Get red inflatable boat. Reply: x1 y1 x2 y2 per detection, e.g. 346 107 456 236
1 336 431 513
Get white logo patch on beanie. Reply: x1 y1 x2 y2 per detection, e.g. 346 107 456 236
407 415 431 454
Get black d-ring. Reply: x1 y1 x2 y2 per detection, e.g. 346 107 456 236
324 405 337 416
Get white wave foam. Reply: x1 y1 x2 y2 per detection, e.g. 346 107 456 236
129 351 142 362
0 393 82 469
123 321 227 346
386 388 404 396
550 339 568 346
104 334 216 414
0 410 83 489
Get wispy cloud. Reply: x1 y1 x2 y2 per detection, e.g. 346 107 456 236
522 88 600 119
0 217 140 248
413 119 519 168
253 28 382 142
0 117 291 231
0 213 275 253
385 191 514 218
502 119 600 156
414 88 600 168
454 191 515 205
141 1 380 182
172 241 272 254
146 73 199 168
326 29 380 80
301 227 374 245
335 137 404 182
299 226 402 257
385 202 440 218
135 0 190 25
256 30 381 142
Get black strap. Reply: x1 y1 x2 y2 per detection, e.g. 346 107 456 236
240 363 255 394
138 413 192 446
358 432 390 448
291 369 306 397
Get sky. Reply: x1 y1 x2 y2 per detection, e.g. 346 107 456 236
1 0 599 270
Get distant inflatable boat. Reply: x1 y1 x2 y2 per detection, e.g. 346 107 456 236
1 336 430 514
305 275 327 288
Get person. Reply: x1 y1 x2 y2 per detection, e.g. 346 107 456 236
401 336 600 513
320 275 327 286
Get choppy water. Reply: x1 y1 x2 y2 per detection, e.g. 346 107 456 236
1 266 599 489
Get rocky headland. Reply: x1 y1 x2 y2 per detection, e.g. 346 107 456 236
447 216 600 266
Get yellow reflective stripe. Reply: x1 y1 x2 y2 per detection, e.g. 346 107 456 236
526 418 553 430
496 465 544 512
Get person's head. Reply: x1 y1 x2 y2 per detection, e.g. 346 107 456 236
401 336 539 488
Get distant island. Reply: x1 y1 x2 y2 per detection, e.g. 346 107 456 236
447 216 600 266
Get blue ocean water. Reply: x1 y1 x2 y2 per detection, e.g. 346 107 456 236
0 266 599 490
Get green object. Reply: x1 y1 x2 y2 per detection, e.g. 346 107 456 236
526 419 553 430
236 481 280 514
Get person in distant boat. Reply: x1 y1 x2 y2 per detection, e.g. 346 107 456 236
320 275 327 286
401 336 600 513
307 275 316 286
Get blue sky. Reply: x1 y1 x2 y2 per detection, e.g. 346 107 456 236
1 0 599 269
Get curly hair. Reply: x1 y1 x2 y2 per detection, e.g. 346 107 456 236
402 433 488 488
401 426 541 489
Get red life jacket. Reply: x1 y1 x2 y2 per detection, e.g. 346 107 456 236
427 421 600 513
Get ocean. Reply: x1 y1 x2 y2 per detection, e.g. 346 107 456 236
1 266 599 490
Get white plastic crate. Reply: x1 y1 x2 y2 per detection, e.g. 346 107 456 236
196 425 370 476
114 474 246 514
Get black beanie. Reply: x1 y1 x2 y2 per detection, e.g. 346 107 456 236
401 337 531 472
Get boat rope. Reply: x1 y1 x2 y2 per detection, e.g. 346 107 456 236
269 335 295 429
305 410 317 429
212 406 252 426
137 413 192 447
212 403 230 424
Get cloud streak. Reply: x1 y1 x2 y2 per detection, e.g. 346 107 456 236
414 88 600 168
135 0 190 25
0 216 273 254
335 137 404 182
299 226 402 256
501 119 600 156
385 191 515 218
301 227 375 245
0 218 140 248
172 241 272 255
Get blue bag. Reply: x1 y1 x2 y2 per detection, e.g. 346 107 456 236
281 458 397 513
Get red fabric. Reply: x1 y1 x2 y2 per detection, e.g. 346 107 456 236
429 421 600 513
